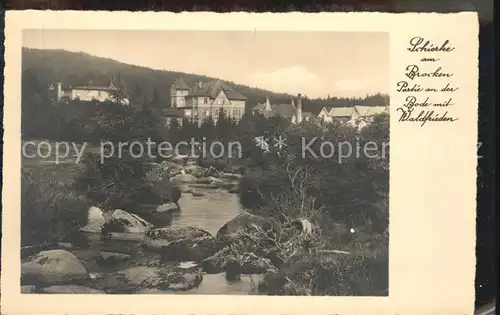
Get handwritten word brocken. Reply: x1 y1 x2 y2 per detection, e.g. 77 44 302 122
407 37 455 53
405 65 453 80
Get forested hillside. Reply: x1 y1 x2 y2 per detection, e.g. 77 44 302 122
22 48 389 114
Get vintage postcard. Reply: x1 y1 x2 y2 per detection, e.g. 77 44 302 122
2 11 478 315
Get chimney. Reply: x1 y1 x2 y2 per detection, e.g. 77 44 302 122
296 93 303 123
57 82 63 102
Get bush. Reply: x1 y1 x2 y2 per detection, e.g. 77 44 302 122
236 114 389 296
258 246 388 296
21 168 89 246
74 150 153 210
238 115 389 228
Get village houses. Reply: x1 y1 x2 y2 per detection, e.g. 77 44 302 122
251 94 313 124
48 76 386 130
317 105 388 129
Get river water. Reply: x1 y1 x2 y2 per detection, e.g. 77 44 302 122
22 143 263 294
73 188 263 295
168 188 263 294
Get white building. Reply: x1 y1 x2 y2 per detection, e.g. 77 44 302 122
49 80 130 105
169 77 247 124
317 105 388 129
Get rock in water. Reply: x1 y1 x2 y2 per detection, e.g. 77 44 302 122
79 206 105 233
143 227 218 262
95 265 203 293
21 250 89 286
191 191 207 197
216 211 275 240
109 210 154 233
156 202 180 213
95 252 131 268
170 173 198 185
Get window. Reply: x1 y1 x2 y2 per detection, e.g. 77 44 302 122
204 98 208 104
98 91 102 97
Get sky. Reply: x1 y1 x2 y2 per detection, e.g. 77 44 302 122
23 30 389 99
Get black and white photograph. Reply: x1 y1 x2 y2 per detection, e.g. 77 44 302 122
0 10 482 315
18 29 390 296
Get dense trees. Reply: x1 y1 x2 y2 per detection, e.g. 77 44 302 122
22 48 389 116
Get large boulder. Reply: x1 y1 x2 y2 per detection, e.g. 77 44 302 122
107 210 154 233
143 227 218 262
191 191 207 197
94 264 203 293
202 248 276 275
196 177 225 185
21 250 89 286
156 202 180 213
79 206 106 233
216 211 276 241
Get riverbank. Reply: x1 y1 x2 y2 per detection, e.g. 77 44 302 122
21 132 389 296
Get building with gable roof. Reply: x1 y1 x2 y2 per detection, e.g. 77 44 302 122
48 79 129 105
169 77 248 124
316 105 389 129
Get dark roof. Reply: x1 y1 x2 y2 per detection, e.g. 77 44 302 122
72 80 119 92
253 103 297 119
174 78 247 101
72 86 118 92
171 77 190 90
224 88 247 101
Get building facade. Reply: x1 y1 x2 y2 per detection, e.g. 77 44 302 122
49 80 130 105
169 77 247 124
317 105 389 129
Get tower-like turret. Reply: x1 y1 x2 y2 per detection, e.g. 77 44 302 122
296 93 303 123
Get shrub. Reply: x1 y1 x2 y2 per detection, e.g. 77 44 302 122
74 150 152 210
258 247 388 296
21 168 89 246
